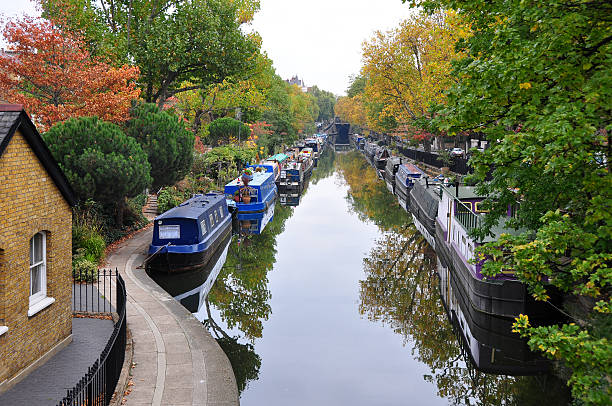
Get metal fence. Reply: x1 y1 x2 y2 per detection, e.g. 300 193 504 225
397 146 470 174
58 269 127 406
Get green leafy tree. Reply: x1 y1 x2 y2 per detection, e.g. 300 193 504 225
125 102 194 189
41 0 260 106
308 85 336 122
207 117 251 146
44 116 151 223
409 0 612 403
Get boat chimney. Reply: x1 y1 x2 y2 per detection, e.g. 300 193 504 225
455 180 459 197
425 176 429 188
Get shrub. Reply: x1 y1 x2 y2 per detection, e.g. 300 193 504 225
72 252 98 283
72 212 106 264
44 116 152 220
207 117 250 146
158 186 187 213
125 102 194 189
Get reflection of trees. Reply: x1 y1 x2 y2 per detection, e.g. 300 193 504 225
310 148 336 185
360 226 569 405
336 151 407 231
207 203 294 340
204 300 261 394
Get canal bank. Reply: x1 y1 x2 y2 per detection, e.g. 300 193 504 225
106 228 238 406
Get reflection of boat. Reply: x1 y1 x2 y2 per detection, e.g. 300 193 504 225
395 163 425 211
236 200 275 235
148 232 231 314
225 171 277 235
437 258 550 375
279 188 302 206
147 192 232 273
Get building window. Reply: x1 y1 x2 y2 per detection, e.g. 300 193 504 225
28 232 55 316
474 201 489 213
30 232 46 302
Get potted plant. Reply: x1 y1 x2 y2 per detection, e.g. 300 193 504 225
240 186 253 204
241 168 254 185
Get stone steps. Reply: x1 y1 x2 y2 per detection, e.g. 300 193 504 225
142 194 158 220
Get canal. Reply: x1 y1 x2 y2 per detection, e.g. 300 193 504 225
154 150 571 405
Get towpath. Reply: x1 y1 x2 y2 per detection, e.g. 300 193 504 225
107 228 238 406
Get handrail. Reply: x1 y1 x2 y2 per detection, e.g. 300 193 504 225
455 199 481 233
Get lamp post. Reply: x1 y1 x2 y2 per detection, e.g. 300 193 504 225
235 107 242 145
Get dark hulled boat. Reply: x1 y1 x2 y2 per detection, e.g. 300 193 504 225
147 192 232 273
395 163 425 211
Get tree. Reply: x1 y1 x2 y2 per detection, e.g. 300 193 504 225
125 102 195 189
409 0 612 403
360 10 466 147
44 116 151 222
308 85 336 122
0 16 140 131
207 117 251 146
42 0 260 107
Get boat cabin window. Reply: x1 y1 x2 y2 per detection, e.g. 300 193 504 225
200 219 207 233
159 225 180 239
209 213 215 226
474 201 489 213
218 207 223 218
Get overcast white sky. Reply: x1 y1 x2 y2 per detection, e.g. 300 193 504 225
0 0 413 95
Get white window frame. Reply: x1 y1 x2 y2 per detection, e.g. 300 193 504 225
28 232 54 316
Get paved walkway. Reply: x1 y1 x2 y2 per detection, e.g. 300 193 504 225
107 228 238 406
0 317 114 405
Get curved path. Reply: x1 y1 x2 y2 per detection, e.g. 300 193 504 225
107 228 238 406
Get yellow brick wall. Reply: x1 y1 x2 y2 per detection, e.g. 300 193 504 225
0 129 72 385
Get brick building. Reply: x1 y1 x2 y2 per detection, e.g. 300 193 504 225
0 105 77 392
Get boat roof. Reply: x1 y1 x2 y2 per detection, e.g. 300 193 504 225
156 193 225 220
399 163 425 175
440 184 482 200
225 171 274 187
266 153 289 162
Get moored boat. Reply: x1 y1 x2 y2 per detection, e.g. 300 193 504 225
409 177 442 248
384 157 403 194
434 184 554 319
395 163 425 211
147 192 232 273
374 147 391 178
298 147 315 177
225 169 277 235
279 160 304 190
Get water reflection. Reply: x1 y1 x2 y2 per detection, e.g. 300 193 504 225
336 151 407 230
151 149 570 404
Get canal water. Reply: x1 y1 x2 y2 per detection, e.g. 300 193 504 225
154 151 571 405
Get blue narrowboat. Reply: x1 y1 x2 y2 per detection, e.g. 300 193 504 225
147 192 232 273
395 163 425 211
249 161 281 183
225 170 277 235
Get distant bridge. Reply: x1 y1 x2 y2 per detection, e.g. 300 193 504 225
322 117 351 151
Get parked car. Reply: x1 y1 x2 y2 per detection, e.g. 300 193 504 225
450 147 464 157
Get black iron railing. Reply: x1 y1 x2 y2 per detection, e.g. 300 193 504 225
396 146 470 174
58 269 127 406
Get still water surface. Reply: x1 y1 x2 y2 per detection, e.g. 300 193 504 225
157 151 570 405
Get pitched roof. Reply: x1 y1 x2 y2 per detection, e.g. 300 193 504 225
0 105 77 206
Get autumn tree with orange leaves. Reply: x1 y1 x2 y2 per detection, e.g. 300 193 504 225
0 17 140 131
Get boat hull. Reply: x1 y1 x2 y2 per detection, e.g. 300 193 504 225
147 220 232 274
